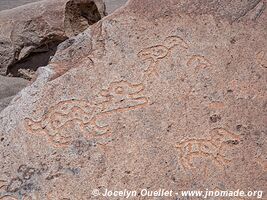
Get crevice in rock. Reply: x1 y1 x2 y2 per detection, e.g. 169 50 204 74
6 40 64 79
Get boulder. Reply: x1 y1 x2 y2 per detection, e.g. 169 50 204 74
0 75 29 112
0 0 106 76
0 0 266 199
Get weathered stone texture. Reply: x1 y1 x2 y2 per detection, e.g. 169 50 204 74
0 75 29 112
0 0 266 199
0 0 106 76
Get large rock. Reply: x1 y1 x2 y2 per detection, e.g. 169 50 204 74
0 75 29 112
0 0 266 199
0 0 128 15
0 0 106 76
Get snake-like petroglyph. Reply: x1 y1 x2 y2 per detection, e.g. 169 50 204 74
138 36 189 77
175 128 240 169
24 80 148 147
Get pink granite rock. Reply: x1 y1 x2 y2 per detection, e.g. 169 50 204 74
0 0 106 76
0 0 266 199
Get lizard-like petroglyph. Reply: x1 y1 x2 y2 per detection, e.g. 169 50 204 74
24 80 148 146
175 128 240 169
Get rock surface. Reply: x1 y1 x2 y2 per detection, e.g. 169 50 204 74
0 0 266 199
0 75 29 112
0 0 106 76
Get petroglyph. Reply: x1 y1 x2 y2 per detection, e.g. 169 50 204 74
99 80 148 113
187 55 212 71
138 36 189 77
175 128 240 169
138 45 169 77
163 36 189 50
138 45 169 62
138 35 215 79
24 80 148 146
86 80 148 136
256 51 267 68
24 100 103 146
